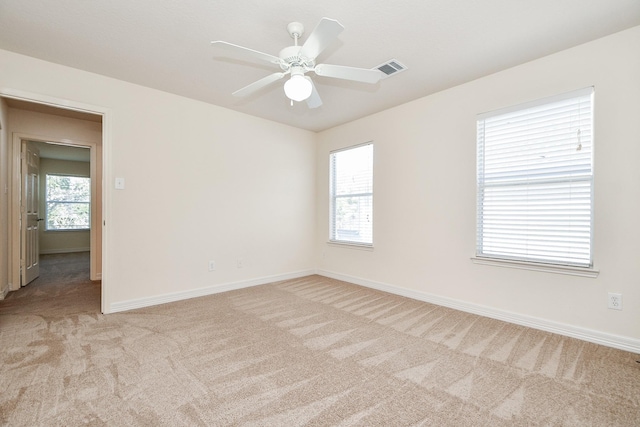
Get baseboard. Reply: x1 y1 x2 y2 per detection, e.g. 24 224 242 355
317 269 640 354
40 247 90 255
108 269 316 314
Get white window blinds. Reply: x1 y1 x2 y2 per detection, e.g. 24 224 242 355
476 87 594 267
330 143 373 245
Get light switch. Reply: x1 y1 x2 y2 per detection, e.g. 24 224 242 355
115 177 125 190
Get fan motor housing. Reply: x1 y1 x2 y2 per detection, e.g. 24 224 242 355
278 46 314 70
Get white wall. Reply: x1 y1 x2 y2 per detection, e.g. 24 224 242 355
0 98 8 298
0 49 317 311
38 158 91 254
8 108 102 145
316 26 640 349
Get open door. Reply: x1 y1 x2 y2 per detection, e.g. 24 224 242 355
21 141 41 286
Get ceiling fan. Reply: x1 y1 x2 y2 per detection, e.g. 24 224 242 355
211 17 382 108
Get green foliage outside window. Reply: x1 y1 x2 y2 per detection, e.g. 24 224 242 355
46 175 91 230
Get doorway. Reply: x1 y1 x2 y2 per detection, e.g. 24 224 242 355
2 94 106 312
23 140 92 286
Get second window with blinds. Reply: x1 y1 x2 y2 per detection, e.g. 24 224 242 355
329 143 373 246
476 87 594 268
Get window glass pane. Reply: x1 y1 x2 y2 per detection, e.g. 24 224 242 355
334 195 373 244
333 146 374 195
46 175 91 230
46 202 90 229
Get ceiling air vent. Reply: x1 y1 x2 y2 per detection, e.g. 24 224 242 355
374 59 407 79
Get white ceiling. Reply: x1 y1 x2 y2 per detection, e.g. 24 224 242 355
1 0 639 132
30 141 90 163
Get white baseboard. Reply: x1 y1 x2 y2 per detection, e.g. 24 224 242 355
108 269 316 314
317 269 640 354
40 247 90 255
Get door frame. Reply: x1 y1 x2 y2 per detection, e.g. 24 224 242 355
13 134 100 284
2 88 110 314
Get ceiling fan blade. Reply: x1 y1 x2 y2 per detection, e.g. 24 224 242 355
232 72 286 97
314 64 381 84
298 18 344 60
305 77 322 109
211 41 282 66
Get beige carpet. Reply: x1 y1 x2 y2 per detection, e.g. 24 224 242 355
1 253 639 426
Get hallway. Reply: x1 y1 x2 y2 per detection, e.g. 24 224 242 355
0 252 100 315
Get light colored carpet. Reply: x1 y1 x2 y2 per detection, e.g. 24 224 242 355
1 252 639 426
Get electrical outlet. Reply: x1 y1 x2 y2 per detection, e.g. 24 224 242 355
236 258 244 269
608 293 622 310
208 260 216 272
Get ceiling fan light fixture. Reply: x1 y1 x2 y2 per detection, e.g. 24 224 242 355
284 74 312 102
213 17 383 109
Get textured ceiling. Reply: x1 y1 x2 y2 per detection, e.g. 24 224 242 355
1 0 639 132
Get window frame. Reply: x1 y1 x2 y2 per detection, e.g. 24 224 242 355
45 173 91 231
329 142 374 247
474 87 597 275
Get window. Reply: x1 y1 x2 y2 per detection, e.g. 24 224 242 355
476 87 593 267
330 143 373 245
45 174 91 230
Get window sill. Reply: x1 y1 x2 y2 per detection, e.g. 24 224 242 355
327 241 374 251
471 256 599 278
